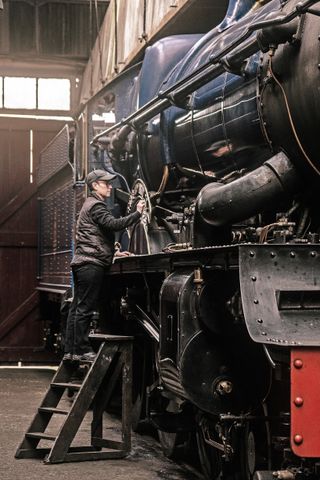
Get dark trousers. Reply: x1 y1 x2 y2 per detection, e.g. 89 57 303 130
64 263 106 355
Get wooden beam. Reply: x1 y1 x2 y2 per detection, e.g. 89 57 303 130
0 232 37 247
0 183 37 228
0 291 39 341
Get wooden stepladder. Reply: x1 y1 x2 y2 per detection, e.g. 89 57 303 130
15 334 133 464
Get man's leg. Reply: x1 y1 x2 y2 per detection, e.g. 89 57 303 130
73 264 104 354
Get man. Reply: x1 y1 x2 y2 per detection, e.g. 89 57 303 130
63 169 145 362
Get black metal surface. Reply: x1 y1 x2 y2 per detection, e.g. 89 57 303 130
260 2 320 177
239 244 320 346
110 245 239 276
158 267 269 415
197 152 299 227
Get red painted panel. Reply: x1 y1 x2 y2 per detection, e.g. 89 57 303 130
291 348 320 457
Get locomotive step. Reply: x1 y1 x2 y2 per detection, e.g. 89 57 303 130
38 407 69 415
26 432 56 441
51 382 82 390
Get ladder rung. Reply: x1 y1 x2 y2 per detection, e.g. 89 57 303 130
26 432 56 441
51 382 82 390
39 407 69 415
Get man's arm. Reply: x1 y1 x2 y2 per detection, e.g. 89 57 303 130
91 203 141 231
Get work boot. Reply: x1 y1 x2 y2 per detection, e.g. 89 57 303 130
62 353 72 363
79 351 96 362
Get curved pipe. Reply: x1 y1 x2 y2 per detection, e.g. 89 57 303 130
196 151 300 227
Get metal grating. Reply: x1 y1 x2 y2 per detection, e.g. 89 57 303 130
38 180 74 288
37 125 71 186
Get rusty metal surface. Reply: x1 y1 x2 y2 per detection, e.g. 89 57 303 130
291 348 320 457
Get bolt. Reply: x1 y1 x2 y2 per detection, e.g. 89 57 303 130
293 434 303 445
216 380 233 395
294 396 304 407
294 358 303 369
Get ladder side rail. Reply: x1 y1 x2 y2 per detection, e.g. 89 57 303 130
15 365 65 456
121 341 133 454
91 351 123 444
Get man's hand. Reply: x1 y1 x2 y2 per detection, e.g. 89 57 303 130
136 199 146 213
114 250 131 258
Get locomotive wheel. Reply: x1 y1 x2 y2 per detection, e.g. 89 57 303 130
126 178 152 254
196 422 223 480
157 399 192 460
131 337 154 432
240 427 256 480
158 430 194 460
158 431 180 459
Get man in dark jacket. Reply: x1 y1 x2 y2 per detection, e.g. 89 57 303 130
63 169 145 362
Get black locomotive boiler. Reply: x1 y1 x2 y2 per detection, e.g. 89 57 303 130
37 0 320 478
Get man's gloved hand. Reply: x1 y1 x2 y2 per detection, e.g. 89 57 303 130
114 250 131 258
136 199 146 213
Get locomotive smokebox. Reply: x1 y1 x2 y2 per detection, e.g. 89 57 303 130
259 3 320 178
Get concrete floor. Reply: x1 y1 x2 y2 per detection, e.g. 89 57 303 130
0 368 201 480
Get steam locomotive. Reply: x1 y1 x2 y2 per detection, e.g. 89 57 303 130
37 0 320 478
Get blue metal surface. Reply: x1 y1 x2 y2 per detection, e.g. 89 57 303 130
137 0 281 182
138 34 202 108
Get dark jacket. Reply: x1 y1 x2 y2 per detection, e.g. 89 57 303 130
71 193 141 268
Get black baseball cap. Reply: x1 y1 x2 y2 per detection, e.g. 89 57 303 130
85 169 116 186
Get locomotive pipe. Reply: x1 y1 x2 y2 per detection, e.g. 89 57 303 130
196 152 299 227
91 0 317 146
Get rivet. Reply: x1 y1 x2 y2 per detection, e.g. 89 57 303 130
251 276 257 281
294 359 303 369
254 299 259 304
290 252 295 258
270 252 276 258
261 331 267 336
294 397 304 407
257 318 263 324
310 251 316 257
249 251 255 257
293 434 303 445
